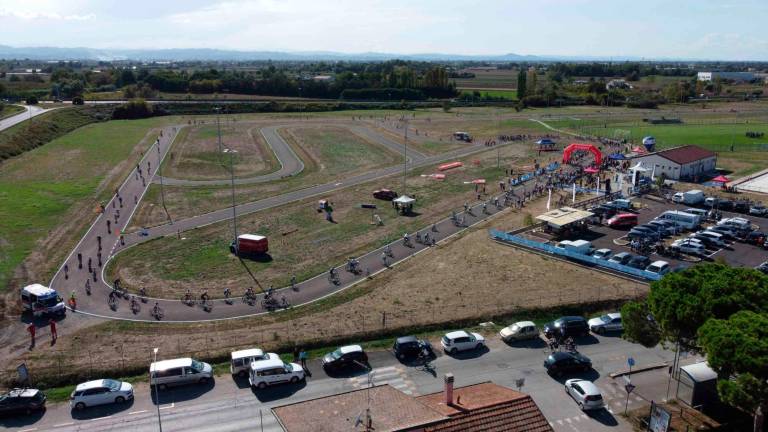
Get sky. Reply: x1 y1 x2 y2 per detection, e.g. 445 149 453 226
0 0 766 60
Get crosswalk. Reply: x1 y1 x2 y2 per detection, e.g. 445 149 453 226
346 366 419 395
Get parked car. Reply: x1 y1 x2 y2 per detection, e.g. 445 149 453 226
648 220 677 236
646 260 670 275
745 231 767 245
150 358 213 389
70 379 133 410
627 255 651 270
441 330 485 354
608 252 632 265
322 345 368 371
705 225 737 240
627 228 659 241
671 239 706 256
392 335 433 360
606 213 638 229
717 200 734 211
372 189 397 201
756 262 768 275
590 205 618 219
638 223 666 235
591 248 612 260
564 379 605 411
749 205 767 216
734 201 750 214
544 351 592 376
542 316 589 339
230 348 279 377
588 313 623 334
0 388 46 416
248 358 305 389
499 321 539 342
690 231 726 248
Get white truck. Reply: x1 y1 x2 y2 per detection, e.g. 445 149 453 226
21 284 66 317
556 239 595 255
672 190 704 205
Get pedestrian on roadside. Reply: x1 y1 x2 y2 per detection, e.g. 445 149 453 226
299 349 310 376
64 264 69 279
88 257 92 272
77 253 82 269
27 323 35 348
49 318 57 342
293 347 300 363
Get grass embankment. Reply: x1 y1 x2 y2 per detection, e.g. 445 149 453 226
0 104 24 120
0 106 114 160
0 118 169 292
460 89 518 100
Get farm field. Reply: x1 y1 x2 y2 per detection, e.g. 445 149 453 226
0 117 171 292
162 122 279 180
460 89 518 100
109 142 538 298
453 68 518 90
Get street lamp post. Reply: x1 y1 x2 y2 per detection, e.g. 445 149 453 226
152 347 163 432
229 149 238 252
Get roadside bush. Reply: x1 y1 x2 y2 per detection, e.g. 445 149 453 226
25 96 38 105
111 99 153 120
72 96 84 105
340 88 426 101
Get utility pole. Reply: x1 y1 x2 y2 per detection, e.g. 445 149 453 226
228 148 238 253
215 106 223 155
152 348 163 432
158 138 170 223
402 117 408 196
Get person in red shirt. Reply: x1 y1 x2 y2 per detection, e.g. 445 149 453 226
27 323 35 348
49 319 57 342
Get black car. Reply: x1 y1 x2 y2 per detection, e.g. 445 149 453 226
627 255 651 270
745 231 766 245
0 388 46 416
717 200 734 211
543 316 589 339
733 201 750 214
321 345 369 371
757 262 768 275
627 229 659 241
590 205 618 218
543 351 593 376
392 336 433 360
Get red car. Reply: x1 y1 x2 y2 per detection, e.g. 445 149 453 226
606 213 638 228
373 189 397 201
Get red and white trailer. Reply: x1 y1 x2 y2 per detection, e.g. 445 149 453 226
231 234 269 255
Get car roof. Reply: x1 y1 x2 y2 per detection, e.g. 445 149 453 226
605 312 621 319
340 345 363 354
22 284 55 296
595 248 611 253
650 260 668 267
150 357 193 372
396 335 418 344
445 330 470 339
612 252 631 258
249 358 285 370
231 348 264 360
557 316 584 322
75 379 109 391
7 388 41 397
568 379 601 395
513 321 536 327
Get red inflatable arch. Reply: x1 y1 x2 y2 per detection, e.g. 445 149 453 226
562 143 602 166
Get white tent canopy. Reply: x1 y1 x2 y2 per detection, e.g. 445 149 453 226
629 162 650 172
393 195 416 205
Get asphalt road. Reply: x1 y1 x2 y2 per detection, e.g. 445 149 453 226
0 105 52 132
49 120 550 322
1 332 684 432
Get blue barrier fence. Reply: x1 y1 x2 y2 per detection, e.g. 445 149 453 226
489 229 661 281
509 162 560 187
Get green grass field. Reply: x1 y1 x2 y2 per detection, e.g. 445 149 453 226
581 122 768 151
0 104 24 120
0 118 168 291
461 89 518 100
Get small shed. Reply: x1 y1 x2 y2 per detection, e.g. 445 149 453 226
393 195 416 215
678 362 719 411
536 207 594 230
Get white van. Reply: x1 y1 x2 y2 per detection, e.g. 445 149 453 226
21 284 65 317
657 211 700 230
684 208 708 218
149 358 213 390
248 358 305 389
230 348 279 377
556 239 594 255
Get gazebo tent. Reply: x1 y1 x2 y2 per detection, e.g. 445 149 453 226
629 162 650 185
608 153 626 160
393 195 416 214
711 175 730 183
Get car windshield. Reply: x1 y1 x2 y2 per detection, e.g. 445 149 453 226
38 296 60 307
510 324 520 332
553 319 564 327
330 349 343 359
599 315 612 323
191 360 204 371
285 363 294 372
103 379 121 391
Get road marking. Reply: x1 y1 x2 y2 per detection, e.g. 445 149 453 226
20 428 38 432
53 423 74 428
129 409 148 414
89 415 113 422
334 182 342 186
565 417 572 423
159 402 175 410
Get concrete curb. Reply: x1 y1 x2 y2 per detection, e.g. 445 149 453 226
609 362 669 378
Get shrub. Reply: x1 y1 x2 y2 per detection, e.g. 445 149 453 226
72 96 84 105
25 96 38 105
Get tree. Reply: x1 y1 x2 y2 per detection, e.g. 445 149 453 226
699 310 768 431
72 96 84 105
25 96 38 105
526 68 538 95
516 69 527 99
620 301 661 347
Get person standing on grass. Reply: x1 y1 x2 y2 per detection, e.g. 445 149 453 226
299 349 310 376
49 318 57 342
27 323 35 348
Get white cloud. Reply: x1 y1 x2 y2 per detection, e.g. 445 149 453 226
0 9 94 20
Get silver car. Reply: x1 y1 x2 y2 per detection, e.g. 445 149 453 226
588 313 623 334
565 379 604 411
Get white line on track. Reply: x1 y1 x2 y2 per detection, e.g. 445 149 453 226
19 428 39 432
53 422 74 428
129 409 148 415
89 415 113 422
159 402 175 410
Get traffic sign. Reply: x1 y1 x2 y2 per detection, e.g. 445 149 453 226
627 357 635 367
625 383 636 394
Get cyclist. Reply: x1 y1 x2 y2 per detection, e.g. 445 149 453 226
152 302 163 318
223 287 231 298
266 286 274 299
139 287 146 297
329 266 337 278
290 275 297 290
200 290 209 302
69 291 77 308
184 288 192 302
403 233 410 246
245 286 255 299
85 279 91 293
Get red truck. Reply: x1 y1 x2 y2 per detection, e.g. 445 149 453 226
230 234 269 255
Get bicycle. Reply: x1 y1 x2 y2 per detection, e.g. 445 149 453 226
151 303 164 320
138 287 148 303
181 292 195 306
108 294 118 311
242 291 257 306
130 296 140 314
328 272 340 285
200 298 213 312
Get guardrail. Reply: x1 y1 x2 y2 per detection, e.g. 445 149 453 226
489 229 661 281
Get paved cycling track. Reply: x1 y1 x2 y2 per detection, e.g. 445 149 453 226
49 122 540 322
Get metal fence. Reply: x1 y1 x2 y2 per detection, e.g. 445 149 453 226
489 229 661 281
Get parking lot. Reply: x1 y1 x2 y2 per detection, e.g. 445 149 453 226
523 195 768 275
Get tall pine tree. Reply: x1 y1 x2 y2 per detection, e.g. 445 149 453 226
517 69 527 99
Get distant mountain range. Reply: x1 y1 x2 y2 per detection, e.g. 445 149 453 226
0 45 662 62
